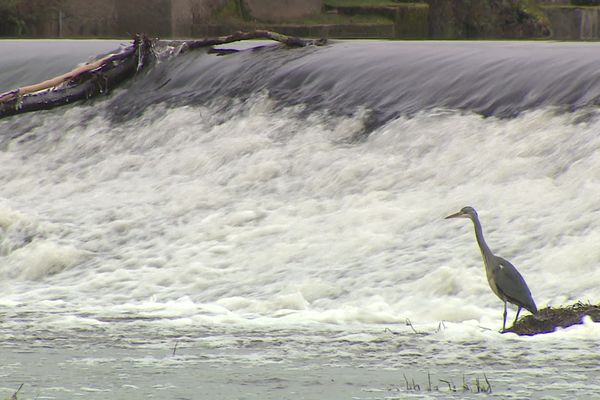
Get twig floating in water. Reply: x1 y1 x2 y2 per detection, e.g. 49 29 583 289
11 383 23 400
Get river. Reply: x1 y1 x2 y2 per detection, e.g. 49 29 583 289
0 39 599 399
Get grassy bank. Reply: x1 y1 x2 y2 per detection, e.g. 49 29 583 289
324 0 417 6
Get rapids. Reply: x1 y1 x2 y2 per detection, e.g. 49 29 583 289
1 39 599 399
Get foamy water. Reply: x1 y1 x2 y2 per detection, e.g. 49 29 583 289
1 40 600 399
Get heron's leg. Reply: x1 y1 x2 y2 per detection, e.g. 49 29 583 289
502 301 507 332
513 307 522 326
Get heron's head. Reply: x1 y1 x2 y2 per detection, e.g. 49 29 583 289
445 206 478 220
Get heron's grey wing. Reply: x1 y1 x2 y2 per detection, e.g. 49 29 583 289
492 256 537 314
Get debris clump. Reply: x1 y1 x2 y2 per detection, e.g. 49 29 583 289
506 301 600 336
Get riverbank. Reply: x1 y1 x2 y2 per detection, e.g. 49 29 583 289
1 0 600 40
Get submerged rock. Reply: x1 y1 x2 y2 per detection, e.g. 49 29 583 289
505 302 600 336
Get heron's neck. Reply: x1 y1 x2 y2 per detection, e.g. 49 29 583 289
470 215 493 262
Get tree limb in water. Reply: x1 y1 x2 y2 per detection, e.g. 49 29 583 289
183 30 327 50
0 34 152 119
0 30 325 120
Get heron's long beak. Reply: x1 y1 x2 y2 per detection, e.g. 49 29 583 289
445 211 466 219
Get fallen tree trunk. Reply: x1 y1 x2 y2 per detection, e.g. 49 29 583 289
506 301 600 336
0 34 153 119
0 31 326 120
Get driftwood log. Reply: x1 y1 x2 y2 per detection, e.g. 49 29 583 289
0 34 152 119
0 31 325 120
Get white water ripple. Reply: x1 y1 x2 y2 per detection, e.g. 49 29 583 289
1 93 600 398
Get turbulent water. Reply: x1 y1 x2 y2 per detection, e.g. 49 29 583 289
1 39 600 399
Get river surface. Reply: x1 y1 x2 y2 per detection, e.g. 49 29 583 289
1 39 600 399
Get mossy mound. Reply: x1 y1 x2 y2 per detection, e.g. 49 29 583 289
505 302 600 336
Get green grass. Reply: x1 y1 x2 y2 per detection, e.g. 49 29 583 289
209 0 421 25
212 0 245 22
324 0 423 7
212 7 394 25
571 0 600 5
290 13 393 25
520 0 550 26
542 4 600 8
389 372 492 394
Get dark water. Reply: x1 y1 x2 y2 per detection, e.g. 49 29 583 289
0 40 129 92
4 40 600 126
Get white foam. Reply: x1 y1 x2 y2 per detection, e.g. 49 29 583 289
0 98 599 338
4 241 82 280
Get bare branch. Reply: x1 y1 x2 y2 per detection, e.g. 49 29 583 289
184 30 327 50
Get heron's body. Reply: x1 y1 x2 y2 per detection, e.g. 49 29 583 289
446 206 537 331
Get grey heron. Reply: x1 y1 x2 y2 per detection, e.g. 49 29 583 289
445 206 538 331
